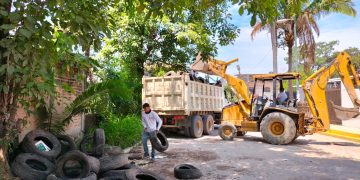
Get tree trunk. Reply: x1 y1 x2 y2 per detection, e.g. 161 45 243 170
270 23 278 100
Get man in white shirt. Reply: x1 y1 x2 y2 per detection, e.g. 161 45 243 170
141 103 163 161
276 87 288 105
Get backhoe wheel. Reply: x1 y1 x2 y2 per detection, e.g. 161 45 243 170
190 115 203 138
218 122 237 141
237 131 247 136
260 112 296 145
202 115 214 135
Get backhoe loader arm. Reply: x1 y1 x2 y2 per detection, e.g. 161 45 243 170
302 52 360 131
191 55 251 116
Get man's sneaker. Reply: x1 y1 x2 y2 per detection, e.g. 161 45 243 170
143 154 150 160
150 157 155 162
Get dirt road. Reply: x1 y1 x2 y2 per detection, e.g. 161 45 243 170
137 130 360 180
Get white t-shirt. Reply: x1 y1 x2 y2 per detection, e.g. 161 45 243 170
141 111 163 132
277 91 288 103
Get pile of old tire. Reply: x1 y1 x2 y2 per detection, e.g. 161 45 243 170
11 128 165 180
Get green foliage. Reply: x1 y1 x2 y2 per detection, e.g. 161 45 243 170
224 84 238 103
52 78 132 134
314 40 339 70
99 0 240 79
314 40 360 70
0 0 113 149
100 115 143 148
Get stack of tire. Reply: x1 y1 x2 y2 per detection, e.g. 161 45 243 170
11 129 165 180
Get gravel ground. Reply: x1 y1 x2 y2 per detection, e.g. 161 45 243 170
133 130 360 180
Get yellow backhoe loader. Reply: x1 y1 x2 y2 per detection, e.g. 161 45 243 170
191 52 360 144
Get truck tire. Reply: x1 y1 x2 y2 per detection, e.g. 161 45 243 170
94 128 105 157
174 164 203 179
260 112 297 145
149 131 169 152
11 153 55 180
218 122 237 140
55 150 91 179
57 135 76 156
21 130 61 160
189 115 203 138
99 154 129 173
202 115 214 135
87 156 100 174
47 172 97 180
126 168 165 180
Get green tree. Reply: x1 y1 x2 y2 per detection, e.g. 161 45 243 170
250 0 356 99
0 0 113 173
314 40 339 70
98 0 240 108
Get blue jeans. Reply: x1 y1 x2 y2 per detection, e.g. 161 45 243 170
142 131 156 158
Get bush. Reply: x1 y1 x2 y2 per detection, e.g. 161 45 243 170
100 115 143 148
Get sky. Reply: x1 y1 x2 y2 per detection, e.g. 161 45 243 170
216 1 360 75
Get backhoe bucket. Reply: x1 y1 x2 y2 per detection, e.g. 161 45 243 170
330 101 360 120
190 53 214 75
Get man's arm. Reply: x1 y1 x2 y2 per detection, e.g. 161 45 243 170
141 115 148 131
154 112 163 131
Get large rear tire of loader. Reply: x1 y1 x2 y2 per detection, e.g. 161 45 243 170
202 115 214 135
189 115 203 138
218 122 237 141
260 112 297 145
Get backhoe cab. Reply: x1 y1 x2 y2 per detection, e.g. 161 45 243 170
191 52 360 145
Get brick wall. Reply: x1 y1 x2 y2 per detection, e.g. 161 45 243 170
17 75 84 141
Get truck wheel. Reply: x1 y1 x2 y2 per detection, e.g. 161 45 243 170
260 112 297 145
190 115 203 138
218 122 237 140
202 115 214 135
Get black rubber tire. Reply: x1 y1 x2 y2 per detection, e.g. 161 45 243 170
87 155 100 174
174 164 203 179
260 112 297 145
202 115 214 135
11 153 55 180
103 145 123 156
189 115 203 138
57 135 76 156
47 172 97 180
94 128 105 157
126 168 165 180
115 163 138 170
149 131 169 152
21 130 61 160
218 122 237 140
237 131 247 136
55 150 91 179
99 154 129 173
99 170 128 180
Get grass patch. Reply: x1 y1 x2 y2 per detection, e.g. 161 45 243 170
100 115 143 148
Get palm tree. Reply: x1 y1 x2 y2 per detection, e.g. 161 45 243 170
251 0 356 99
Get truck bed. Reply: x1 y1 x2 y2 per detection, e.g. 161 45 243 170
142 73 225 116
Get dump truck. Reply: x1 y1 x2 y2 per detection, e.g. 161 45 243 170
142 71 225 138
191 52 360 144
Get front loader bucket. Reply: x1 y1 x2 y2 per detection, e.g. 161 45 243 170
330 101 360 120
190 53 214 74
